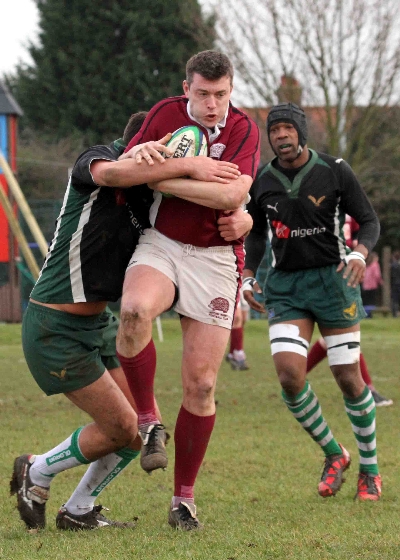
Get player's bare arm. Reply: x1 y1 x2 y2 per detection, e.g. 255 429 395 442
218 209 253 241
150 174 252 210
185 156 241 184
118 134 174 164
337 243 368 288
91 154 241 189
241 268 265 314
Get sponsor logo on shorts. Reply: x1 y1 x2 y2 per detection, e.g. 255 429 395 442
210 143 226 159
272 221 326 239
50 368 67 380
343 301 357 319
47 448 72 465
208 297 230 321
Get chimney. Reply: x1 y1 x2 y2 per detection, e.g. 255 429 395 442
276 75 302 105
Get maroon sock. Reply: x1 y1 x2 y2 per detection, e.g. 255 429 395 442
306 339 327 373
174 406 216 499
230 327 244 353
116 340 158 424
359 353 373 387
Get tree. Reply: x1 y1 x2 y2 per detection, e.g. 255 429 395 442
8 0 215 144
215 0 400 246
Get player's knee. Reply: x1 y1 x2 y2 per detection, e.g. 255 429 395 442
330 363 363 398
325 332 360 367
277 366 304 396
119 305 152 339
105 415 137 448
184 374 215 404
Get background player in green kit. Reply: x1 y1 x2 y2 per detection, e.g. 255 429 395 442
11 113 248 531
243 103 382 501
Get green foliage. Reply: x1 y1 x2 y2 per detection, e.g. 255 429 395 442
8 0 215 145
15 129 83 200
1 318 400 559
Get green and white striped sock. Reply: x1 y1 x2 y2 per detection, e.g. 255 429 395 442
64 447 140 515
30 427 90 487
283 381 342 457
344 385 378 475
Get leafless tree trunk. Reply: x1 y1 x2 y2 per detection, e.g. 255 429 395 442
215 0 400 165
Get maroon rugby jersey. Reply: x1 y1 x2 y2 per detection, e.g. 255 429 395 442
125 96 260 247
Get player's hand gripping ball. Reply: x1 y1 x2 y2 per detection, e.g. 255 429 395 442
161 126 208 197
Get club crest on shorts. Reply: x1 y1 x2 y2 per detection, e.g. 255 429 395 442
208 297 230 321
50 368 67 380
343 301 357 319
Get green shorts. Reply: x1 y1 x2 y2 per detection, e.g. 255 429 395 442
265 264 366 328
22 302 120 396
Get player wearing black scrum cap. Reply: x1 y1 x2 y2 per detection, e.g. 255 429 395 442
242 102 383 502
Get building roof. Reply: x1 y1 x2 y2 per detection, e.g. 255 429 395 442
0 81 23 116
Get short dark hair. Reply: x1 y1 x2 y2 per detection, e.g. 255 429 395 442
123 111 148 144
186 50 234 86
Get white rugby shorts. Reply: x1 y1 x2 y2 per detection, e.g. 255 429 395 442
126 228 243 329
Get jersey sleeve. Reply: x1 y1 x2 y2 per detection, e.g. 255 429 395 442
244 180 269 273
72 145 117 192
221 118 260 178
338 160 380 252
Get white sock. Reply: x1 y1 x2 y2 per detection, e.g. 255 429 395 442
64 448 139 515
30 428 90 488
233 349 246 361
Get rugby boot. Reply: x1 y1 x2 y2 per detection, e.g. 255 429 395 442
355 472 382 501
139 423 168 473
371 390 393 407
318 444 351 497
56 504 137 530
168 501 203 531
10 454 50 529
226 354 249 371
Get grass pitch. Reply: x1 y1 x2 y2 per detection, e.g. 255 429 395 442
0 318 399 559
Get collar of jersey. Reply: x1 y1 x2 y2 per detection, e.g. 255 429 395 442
262 149 318 198
186 102 228 143
113 138 127 155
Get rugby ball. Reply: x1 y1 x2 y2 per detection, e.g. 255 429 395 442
161 126 208 197
164 125 208 159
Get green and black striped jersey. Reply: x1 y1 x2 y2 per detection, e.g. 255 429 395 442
245 150 379 273
30 141 151 303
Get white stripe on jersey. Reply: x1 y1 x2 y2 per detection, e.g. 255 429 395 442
69 188 100 301
32 178 72 288
267 217 276 268
333 201 347 260
149 191 162 227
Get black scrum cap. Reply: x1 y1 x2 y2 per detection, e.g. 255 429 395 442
266 102 308 147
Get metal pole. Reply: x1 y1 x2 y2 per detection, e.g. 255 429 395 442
0 150 48 258
0 179 39 279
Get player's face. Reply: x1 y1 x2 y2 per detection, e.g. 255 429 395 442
269 122 307 167
183 73 232 129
